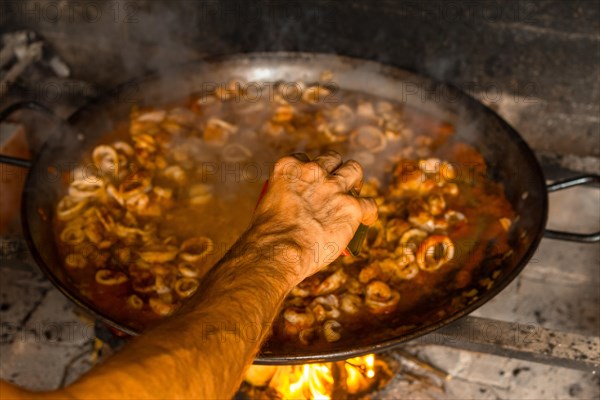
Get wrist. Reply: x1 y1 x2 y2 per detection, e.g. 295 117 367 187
241 223 309 288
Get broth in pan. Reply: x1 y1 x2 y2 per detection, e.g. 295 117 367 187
53 81 514 345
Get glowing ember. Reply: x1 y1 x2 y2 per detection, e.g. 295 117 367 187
243 354 390 399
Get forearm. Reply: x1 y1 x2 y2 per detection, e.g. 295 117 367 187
60 230 296 399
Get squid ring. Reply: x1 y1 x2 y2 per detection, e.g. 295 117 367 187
179 237 213 264
174 278 200 298
137 245 179 263
127 294 144 310
149 297 176 316
416 235 455 271
56 196 89 221
95 269 128 286
68 179 105 199
323 320 342 343
60 226 86 245
365 281 400 314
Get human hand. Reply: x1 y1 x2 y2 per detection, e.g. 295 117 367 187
250 151 378 286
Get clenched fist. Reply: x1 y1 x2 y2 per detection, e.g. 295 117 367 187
250 151 378 285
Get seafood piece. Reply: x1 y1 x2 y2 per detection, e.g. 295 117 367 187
358 263 382 284
113 141 134 157
290 276 320 298
163 165 187 185
310 295 340 322
149 297 176 316
153 186 173 201
322 320 342 343
127 294 144 310
385 218 411 244
283 308 315 327
339 294 362 315
68 179 105 200
92 145 119 176
56 196 89 220
364 281 400 314
179 237 213 264
203 118 238 145
328 104 356 136
165 107 197 127
222 143 253 163
345 278 363 295
261 120 284 138
161 120 187 136
499 217 512 231
350 125 387 153
298 328 318 346
65 254 87 269
360 178 380 197
375 100 394 115
419 158 441 174
95 269 128 286
177 262 202 278
400 228 428 250
113 223 144 242
60 226 86 245
132 133 157 152
153 269 176 294
408 208 435 232
188 183 214 206
83 223 104 244
132 272 156 294
365 219 385 249
427 193 446 216
416 235 455 271
272 103 294 123
394 262 419 280
443 183 459 196
381 245 416 272
283 307 316 336
193 94 221 115
174 278 199 298
126 192 161 217
419 158 457 182
136 109 166 122
356 102 377 121
302 85 331 104
106 184 124 206
115 247 132 264
313 268 348 295
119 180 149 202
137 244 179 263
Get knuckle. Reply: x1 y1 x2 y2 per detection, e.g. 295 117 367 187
274 156 299 173
346 159 363 175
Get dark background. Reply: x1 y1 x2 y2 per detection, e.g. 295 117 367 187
1 0 599 161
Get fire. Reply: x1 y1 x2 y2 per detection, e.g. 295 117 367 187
243 354 385 399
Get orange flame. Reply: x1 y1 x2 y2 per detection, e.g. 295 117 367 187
244 354 379 398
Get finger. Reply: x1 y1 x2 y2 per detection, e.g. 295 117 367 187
353 177 364 195
313 150 343 174
329 159 364 192
356 197 379 226
273 155 304 177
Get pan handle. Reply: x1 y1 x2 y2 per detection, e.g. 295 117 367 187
544 175 600 243
0 101 62 169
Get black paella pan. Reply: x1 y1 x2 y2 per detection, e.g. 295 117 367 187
0 53 597 364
